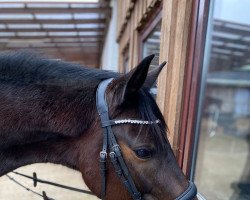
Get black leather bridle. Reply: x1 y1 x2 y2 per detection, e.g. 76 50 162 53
96 78 197 200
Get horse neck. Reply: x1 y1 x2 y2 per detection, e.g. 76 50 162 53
0 79 99 176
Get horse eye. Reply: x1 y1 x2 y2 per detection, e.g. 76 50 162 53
134 149 152 159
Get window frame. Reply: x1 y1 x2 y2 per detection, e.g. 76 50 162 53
138 6 162 62
177 0 211 178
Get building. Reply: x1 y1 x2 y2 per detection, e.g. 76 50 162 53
103 1 250 199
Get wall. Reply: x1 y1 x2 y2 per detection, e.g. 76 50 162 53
101 0 119 71
116 0 193 156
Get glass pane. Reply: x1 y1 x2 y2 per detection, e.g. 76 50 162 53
142 20 161 97
123 57 129 73
143 20 161 69
122 47 129 73
194 1 250 200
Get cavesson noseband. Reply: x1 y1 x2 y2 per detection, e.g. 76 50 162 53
96 78 197 200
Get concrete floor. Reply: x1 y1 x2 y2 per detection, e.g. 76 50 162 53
195 119 250 200
0 163 99 200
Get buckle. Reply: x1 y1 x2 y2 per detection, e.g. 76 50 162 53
133 192 142 200
109 151 116 158
112 144 120 151
100 151 107 159
112 144 122 156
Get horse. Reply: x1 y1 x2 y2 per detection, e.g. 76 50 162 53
0 51 197 200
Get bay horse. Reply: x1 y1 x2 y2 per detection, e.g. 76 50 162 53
0 51 197 200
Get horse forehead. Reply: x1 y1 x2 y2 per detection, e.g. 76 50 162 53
113 123 154 144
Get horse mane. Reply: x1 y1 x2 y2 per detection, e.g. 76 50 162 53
0 51 120 143
134 90 168 152
0 51 168 151
0 51 119 88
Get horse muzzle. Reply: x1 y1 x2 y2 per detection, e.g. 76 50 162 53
143 181 197 200
175 181 197 200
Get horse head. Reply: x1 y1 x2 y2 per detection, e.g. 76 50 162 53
77 55 197 200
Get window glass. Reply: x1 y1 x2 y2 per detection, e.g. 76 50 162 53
123 56 129 73
142 20 161 97
122 45 129 73
193 1 250 200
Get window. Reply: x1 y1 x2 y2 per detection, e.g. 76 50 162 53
122 44 129 73
140 11 162 97
142 20 161 66
192 0 250 199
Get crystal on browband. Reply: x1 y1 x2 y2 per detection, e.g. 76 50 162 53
113 119 160 125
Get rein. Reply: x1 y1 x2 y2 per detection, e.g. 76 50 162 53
96 78 198 200
6 171 95 200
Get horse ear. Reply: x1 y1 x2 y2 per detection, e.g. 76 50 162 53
120 54 155 101
143 61 167 88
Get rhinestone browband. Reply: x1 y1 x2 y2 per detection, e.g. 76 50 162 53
113 119 160 125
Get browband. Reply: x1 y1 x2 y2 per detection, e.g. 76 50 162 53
101 119 160 127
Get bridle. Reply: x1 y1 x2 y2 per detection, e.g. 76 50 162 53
96 78 197 200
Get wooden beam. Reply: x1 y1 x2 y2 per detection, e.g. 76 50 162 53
0 2 99 4
0 7 111 14
0 39 103 43
2 42 100 47
1 28 104 32
0 35 103 39
1 46 99 52
214 24 250 37
0 19 106 24
157 0 193 152
6 43 99 48
212 44 247 53
213 36 250 46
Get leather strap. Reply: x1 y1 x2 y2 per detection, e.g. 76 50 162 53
175 181 197 200
96 79 142 200
99 127 108 199
96 78 113 200
108 133 141 200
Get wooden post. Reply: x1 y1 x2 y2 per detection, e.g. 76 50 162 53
157 0 193 154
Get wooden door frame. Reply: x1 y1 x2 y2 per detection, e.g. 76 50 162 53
177 0 211 178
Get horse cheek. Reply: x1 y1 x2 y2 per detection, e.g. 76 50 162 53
76 128 102 198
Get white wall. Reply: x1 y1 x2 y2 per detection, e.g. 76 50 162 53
100 0 119 71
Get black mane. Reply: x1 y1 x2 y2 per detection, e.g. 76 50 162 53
0 51 168 151
0 51 120 143
0 51 119 88
138 90 168 152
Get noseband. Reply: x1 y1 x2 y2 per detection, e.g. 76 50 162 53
96 78 197 200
